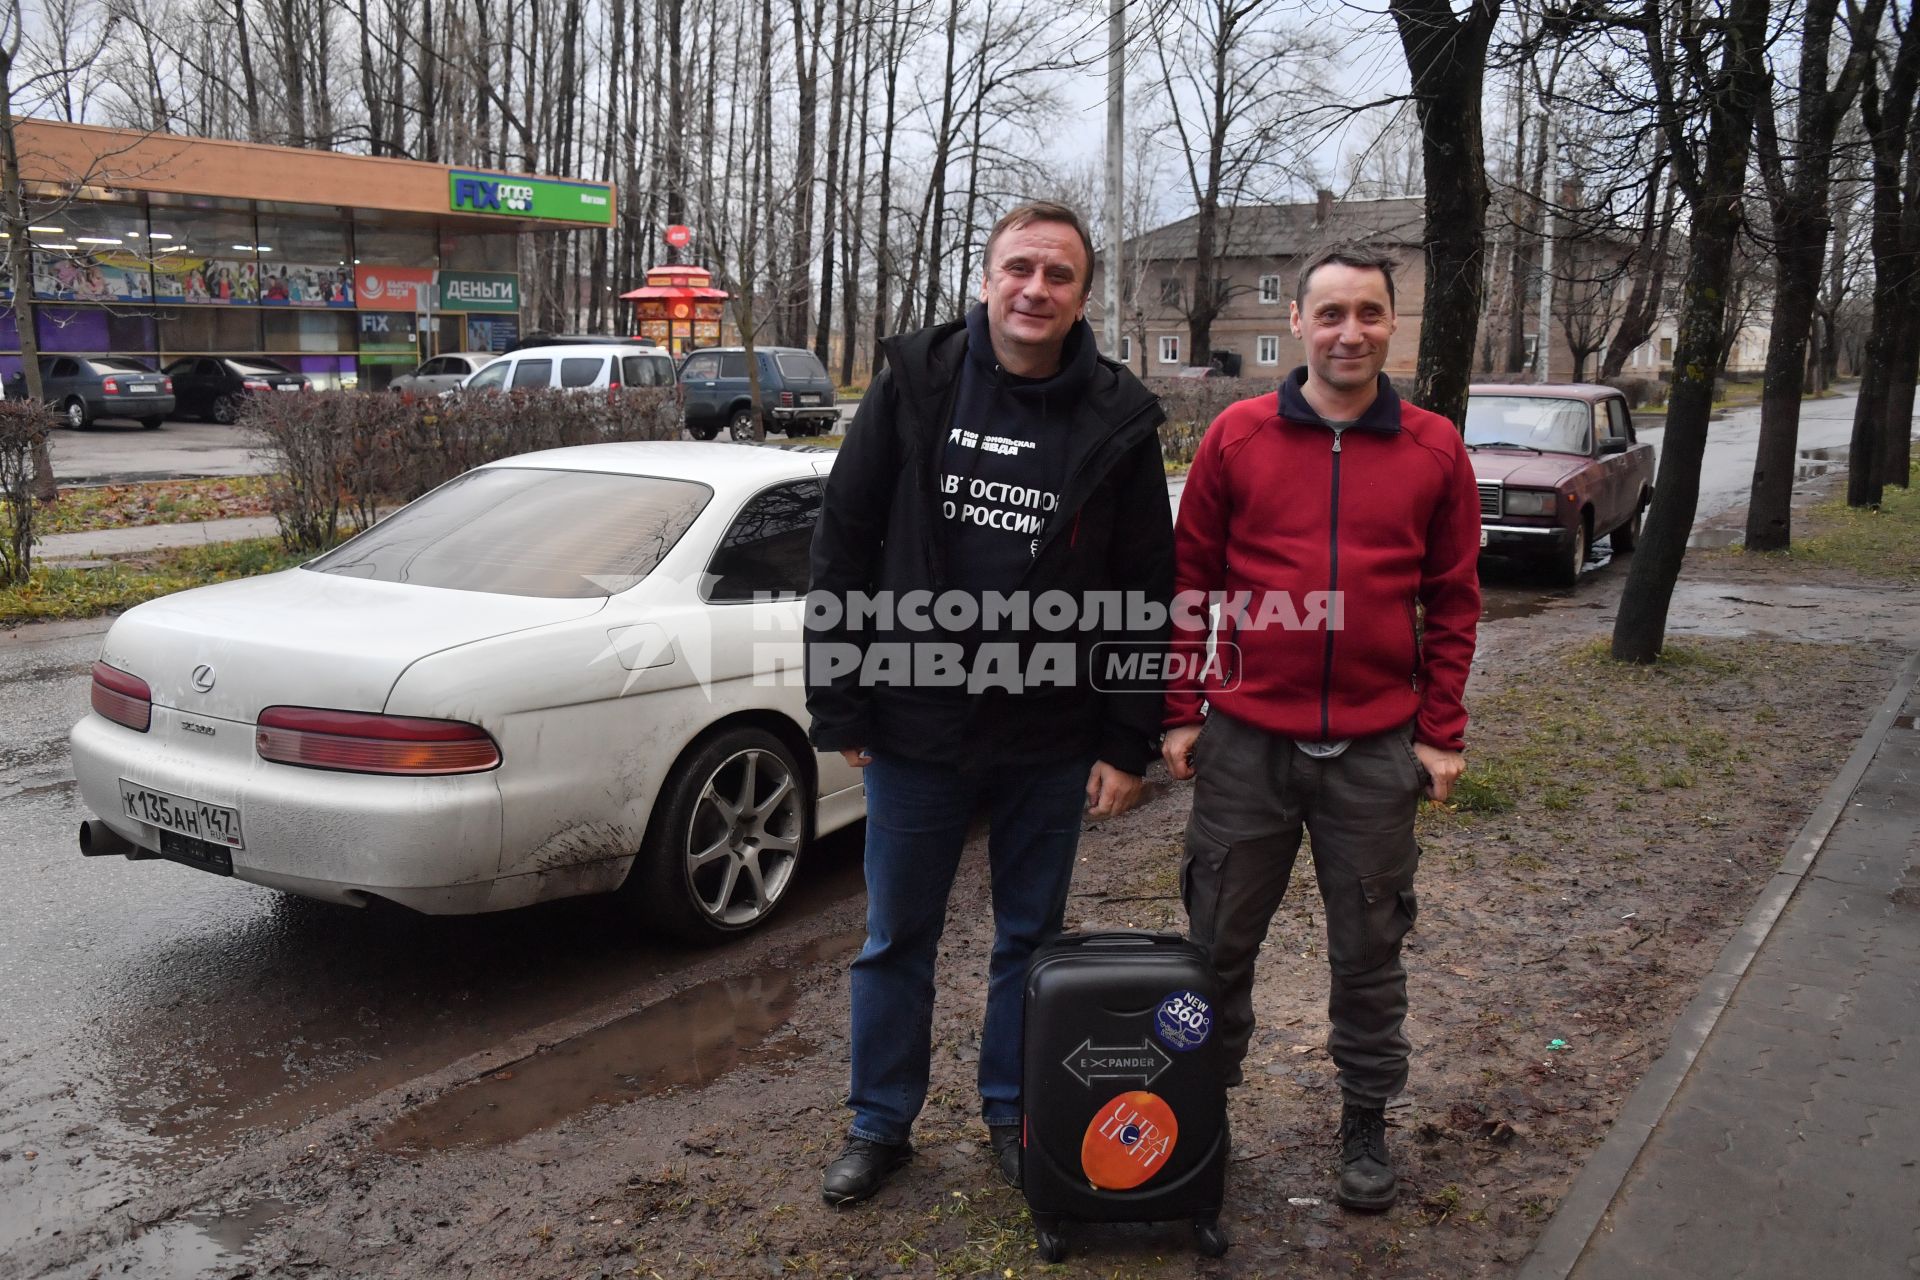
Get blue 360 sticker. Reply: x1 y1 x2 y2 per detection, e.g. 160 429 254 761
1154 989 1213 1051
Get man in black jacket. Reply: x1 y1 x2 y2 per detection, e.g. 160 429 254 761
808 201 1173 1206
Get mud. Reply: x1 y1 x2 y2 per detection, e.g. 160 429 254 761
7 470 1918 1279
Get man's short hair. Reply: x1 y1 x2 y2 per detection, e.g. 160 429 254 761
983 201 1097 298
1295 245 1398 311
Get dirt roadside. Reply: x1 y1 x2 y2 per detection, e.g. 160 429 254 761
27 490 1920 1280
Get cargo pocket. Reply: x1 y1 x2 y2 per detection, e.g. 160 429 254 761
1342 856 1419 975
1178 816 1231 946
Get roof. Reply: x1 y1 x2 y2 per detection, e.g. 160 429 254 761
620 285 731 300
485 440 828 484
1120 196 1425 264
1469 382 1621 403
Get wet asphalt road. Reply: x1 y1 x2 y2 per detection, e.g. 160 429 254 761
0 620 866 1272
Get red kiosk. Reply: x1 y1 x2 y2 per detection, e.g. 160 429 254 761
621 264 728 357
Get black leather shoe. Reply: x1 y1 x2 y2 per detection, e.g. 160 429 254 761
989 1126 1022 1189
821 1137 913 1207
1334 1103 1397 1210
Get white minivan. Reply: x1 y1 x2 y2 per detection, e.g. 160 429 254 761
459 343 677 394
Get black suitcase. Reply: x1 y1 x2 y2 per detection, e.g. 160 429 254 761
1020 931 1229 1261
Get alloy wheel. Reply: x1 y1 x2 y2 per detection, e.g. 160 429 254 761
683 746 801 928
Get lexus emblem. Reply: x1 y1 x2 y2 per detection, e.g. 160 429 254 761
190 663 216 692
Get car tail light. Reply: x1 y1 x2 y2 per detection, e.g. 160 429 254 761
102 377 120 394
241 379 271 392
91 662 151 732
163 377 174 393
779 390 794 406
255 706 500 775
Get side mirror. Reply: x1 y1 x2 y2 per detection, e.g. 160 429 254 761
1598 437 1629 455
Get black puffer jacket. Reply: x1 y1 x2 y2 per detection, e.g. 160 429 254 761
805 315 1173 774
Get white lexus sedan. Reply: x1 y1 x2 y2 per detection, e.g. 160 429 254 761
70 442 865 941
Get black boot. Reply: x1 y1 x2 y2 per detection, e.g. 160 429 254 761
1334 1102 1396 1211
821 1136 913 1207
989 1125 1021 1189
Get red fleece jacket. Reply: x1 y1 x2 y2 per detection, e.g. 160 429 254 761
1166 371 1481 751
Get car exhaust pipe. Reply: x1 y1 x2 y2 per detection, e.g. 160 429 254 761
79 819 137 858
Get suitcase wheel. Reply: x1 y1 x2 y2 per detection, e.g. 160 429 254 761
1033 1215 1069 1263
1193 1216 1229 1258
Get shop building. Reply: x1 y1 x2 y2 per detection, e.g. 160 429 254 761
2 120 615 391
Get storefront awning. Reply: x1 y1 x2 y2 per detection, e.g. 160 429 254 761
620 285 730 300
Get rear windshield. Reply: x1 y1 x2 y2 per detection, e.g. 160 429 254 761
1463 396 1593 456
229 359 292 376
89 358 156 374
622 354 674 387
304 468 713 597
775 352 827 382
560 356 605 387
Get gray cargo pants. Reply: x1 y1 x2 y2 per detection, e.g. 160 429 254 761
1181 709 1424 1103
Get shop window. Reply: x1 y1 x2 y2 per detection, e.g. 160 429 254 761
147 198 258 303
441 230 518 273
263 310 356 353
352 216 438 267
25 201 153 302
157 306 262 355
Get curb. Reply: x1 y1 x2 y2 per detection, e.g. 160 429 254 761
1518 646 1920 1279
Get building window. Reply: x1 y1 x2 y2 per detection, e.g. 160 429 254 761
1256 335 1280 365
1118 335 1131 363
1259 275 1281 304
1158 277 1182 306
1159 335 1180 365
1659 337 1674 361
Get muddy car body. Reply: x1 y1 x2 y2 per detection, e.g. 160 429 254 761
1466 383 1657 585
70 442 864 940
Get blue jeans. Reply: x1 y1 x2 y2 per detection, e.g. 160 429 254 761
846 751 1094 1145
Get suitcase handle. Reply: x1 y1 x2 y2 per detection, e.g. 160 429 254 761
1047 930 1186 949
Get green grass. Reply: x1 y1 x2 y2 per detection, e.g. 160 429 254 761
0 537 305 623
1772 460 1920 580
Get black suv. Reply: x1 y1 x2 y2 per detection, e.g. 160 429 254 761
678 346 839 440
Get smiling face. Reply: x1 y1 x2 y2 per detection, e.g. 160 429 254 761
979 218 1090 372
1289 262 1397 398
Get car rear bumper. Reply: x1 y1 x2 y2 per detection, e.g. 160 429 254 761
770 406 839 423
90 394 175 417
71 709 506 909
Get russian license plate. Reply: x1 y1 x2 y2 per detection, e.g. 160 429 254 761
130 383 158 393
273 383 302 392
1480 529 1490 548
119 780 244 849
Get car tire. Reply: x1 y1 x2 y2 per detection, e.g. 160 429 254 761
63 397 90 430
139 416 164 431
727 407 756 441
688 424 719 441
629 726 808 943
1611 497 1644 553
211 394 239 425
1550 516 1590 587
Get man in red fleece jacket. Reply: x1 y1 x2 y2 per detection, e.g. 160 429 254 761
1161 246 1480 1212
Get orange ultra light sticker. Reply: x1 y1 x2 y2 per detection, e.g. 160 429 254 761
1080 1090 1179 1191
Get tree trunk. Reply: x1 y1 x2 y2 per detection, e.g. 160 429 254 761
919 0 962 326
870 2 902 374
1389 0 1499 428
233 0 263 140
1612 0 1771 663
783 0 823 347
1600 164 1674 380
841 0 872 385
813 0 847 363
0 50 56 504
1883 307 1918 487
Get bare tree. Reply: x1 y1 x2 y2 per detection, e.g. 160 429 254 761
1610 0 1774 663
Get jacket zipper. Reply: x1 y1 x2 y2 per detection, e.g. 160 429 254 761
1015 398 1162 589
1321 425 1346 740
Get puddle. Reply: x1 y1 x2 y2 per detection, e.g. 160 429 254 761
1795 445 1850 480
1483 595 1557 623
375 929 864 1152
41 1198 293 1280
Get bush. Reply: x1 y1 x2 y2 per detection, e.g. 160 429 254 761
1149 376 1262 467
244 387 683 551
1602 376 1658 409
0 401 56 585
